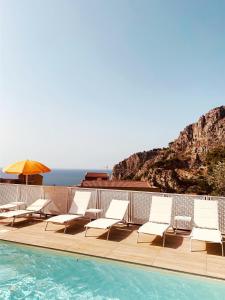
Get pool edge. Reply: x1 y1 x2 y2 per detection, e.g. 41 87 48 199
0 237 224 283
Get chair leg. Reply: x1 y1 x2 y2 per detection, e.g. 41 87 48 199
85 227 88 237
137 232 140 243
107 227 111 240
11 217 15 227
163 233 166 247
45 222 49 231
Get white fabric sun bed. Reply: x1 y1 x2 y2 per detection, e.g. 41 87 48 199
85 199 129 240
44 191 91 233
137 196 173 247
0 201 25 212
0 198 51 226
190 200 223 256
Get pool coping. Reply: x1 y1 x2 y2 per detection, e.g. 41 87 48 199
1 237 225 283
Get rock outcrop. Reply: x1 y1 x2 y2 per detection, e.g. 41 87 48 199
112 106 225 194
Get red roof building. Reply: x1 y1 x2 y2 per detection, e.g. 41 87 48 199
84 172 109 181
79 179 160 192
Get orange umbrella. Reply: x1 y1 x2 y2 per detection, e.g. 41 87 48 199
3 160 51 184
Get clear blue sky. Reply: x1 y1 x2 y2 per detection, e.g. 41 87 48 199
0 0 224 169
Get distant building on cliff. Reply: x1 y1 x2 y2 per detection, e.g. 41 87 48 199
79 172 160 192
84 172 110 181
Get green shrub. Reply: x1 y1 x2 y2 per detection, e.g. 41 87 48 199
207 161 225 196
206 147 225 170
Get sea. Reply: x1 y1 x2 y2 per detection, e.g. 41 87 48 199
0 169 112 186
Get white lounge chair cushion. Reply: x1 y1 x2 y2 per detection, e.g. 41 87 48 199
0 204 18 210
105 200 129 220
26 199 51 212
138 222 170 237
194 200 219 229
46 214 83 224
150 196 173 224
69 191 92 215
85 218 121 229
0 199 51 219
0 210 34 218
191 228 222 243
0 202 25 210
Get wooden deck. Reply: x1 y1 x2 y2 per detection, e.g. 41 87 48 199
0 217 225 280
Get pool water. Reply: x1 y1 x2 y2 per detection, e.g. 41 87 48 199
0 242 225 300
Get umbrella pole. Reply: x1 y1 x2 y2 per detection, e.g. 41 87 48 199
25 175 28 204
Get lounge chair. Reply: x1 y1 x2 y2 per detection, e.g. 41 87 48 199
137 196 173 246
190 199 223 256
0 201 25 212
44 191 92 233
0 198 51 226
85 199 129 240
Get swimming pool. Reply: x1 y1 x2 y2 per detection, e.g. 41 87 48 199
0 242 224 300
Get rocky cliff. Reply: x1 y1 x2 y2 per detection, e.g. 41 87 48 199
112 106 225 194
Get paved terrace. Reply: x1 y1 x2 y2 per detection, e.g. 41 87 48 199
0 217 225 280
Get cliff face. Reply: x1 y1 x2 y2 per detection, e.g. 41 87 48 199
112 106 225 194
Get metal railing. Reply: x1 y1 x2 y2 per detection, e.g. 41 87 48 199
0 183 225 233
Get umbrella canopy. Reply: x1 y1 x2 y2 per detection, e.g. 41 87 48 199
3 160 51 175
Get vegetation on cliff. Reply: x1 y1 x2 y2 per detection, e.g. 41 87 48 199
206 148 225 196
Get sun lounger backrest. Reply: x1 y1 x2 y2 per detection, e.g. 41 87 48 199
105 199 129 220
149 196 173 224
26 199 51 212
194 199 219 229
69 191 91 215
